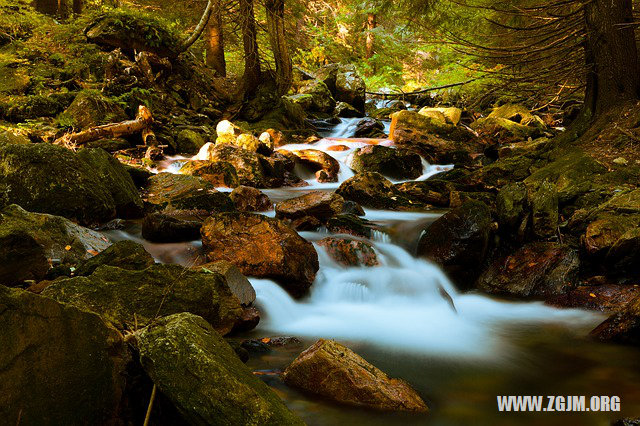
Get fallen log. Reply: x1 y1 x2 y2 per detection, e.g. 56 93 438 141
54 105 153 148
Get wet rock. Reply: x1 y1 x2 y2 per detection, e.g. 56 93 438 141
63 91 127 129
583 218 629 258
287 148 340 183
316 64 366 113
547 284 639 313
145 173 235 212
195 260 256 306
419 107 462 126
275 191 345 224
0 286 127 425
606 227 640 277
138 313 303 425
477 242 579 298
354 117 386 138
337 172 426 211
350 145 423 180
318 237 379 267
262 336 303 347
529 180 559 239
590 295 640 345
230 185 272 212
472 104 546 140
327 214 376 238
298 79 336 113
201 212 319 297
198 143 267 187
0 143 119 225
0 205 110 286
76 148 144 218
43 264 243 334
283 339 428 412
74 240 154 276
395 180 453 207
342 200 366 216
417 200 492 287
496 182 529 238
175 129 206 154
178 160 239 187
141 211 202 243
335 101 362 118
231 306 261 333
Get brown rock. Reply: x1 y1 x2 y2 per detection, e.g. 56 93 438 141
231 307 261 334
548 284 640 313
201 213 319 297
287 149 340 183
590 295 640 345
178 160 239 188
318 237 379 267
327 145 350 152
283 339 428 412
583 218 628 258
275 191 344 223
230 186 273 212
195 260 256 306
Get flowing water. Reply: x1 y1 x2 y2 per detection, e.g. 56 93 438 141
129 118 640 425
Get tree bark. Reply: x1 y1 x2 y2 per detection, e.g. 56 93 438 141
365 13 376 59
581 0 640 119
239 0 261 97
180 0 214 52
206 3 227 77
265 0 292 95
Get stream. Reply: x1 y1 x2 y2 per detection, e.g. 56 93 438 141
110 118 640 425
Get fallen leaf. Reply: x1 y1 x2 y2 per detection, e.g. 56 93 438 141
65 245 72 251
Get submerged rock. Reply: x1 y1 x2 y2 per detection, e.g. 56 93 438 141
417 200 492 287
141 211 202 243
43 264 243 334
74 240 154 276
283 339 428 412
350 145 423 180
477 242 579 298
201 212 319 297
0 204 110 286
318 237 379 267
0 286 127 424
138 313 304 425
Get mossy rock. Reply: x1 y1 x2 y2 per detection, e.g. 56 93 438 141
137 313 304 425
63 91 127 130
298 79 336 113
350 145 423 180
0 143 117 225
42 264 243 334
337 172 427 211
0 204 111 286
0 286 127 425
145 173 235 212
2 93 76 122
529 180 559 239
179 160 239 188
200 143 267 187
74 240 155 276
176 129 206 155
496 182 529 236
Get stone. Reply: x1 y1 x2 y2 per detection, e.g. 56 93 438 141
74 240 154 276
283 339 428 412
42 264 243 335
477 242 579 298
590 295 640 345
141 212 202 243
275 191 344 223
0 205 110 286
63 91 127 130
145 173 235 212
0 286 127 425
197 143 268 187
395 180 454 207
315 64 366 113
337 172 426 211
354 117 386 138
350 145 423 180
606 227 640 277
287 149 340 183
417 200 492 287
195 260 256 306
298 79 336 113
317 237 379 267
419 107 463 126
137 313 303 425
201 212 319 297
179 160 239 187
176 129 206 154
335 101 362 118
529 180 559 239
496 182 529 237
327 214 376 238
548 284 639 313
583 218 629 258
230 185 273 212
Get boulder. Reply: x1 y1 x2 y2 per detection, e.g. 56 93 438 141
0 205 111 286
74 240 154 276
230 185 273 212
354 117 386 138
395 180 454 207
216 120 244 145
62 91 127 130
179 160 239 187
138 313 304 425
283 339 428 412
176 129 206 154
337 172 426 211
287 149 340 183
419 107 462 126
335 101 362 118
201 212 319 297
318 237 379 267
0 286 127 425
76 148 144 218
417 200 492 287
548 284 639 313
275 191 345 224
298 79 336 113
0 142 118 225
197 143 267 187
350 145 423 180
590 295 640 345
606 227 640 277
327 214 376 238
285 93 315 111
145 173 235 212
495 182 529 238
472 104 546 140
196 261 256 306
42 264 244 335
583 218 629 258
315 64 366 113
141 212 202 243
529 180 559 239
477 242 579 298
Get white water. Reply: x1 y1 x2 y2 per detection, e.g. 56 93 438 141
253 239 597 360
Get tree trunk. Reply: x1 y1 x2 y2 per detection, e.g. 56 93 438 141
72 0 83 14
206 4 226 76
265 0 292 95
581 0 640 119
365 13 376 59
240 0 261 97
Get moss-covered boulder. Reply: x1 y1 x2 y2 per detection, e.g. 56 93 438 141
496 182 529 239
77 148 144 218
337 172 427 211
138 313 304 425
283 339 428 412
350 145 423 180
477 242 579 298
0 286 127 425
606 227 640 278
197 143 268 187
62 91 127 130
0 205 111 286
145 173 235 212
74 240 154 276
195 261 256 306
176 129 206 154
529 180 559 239
275 191 345 225
43 264 243 334
141 211 202 243
179 160 239 187
472 104 546 140
417 200 493 287
315 64 366 113
419 107 462 126
201 212 319 297
298 79 336 113
0 143 118 225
